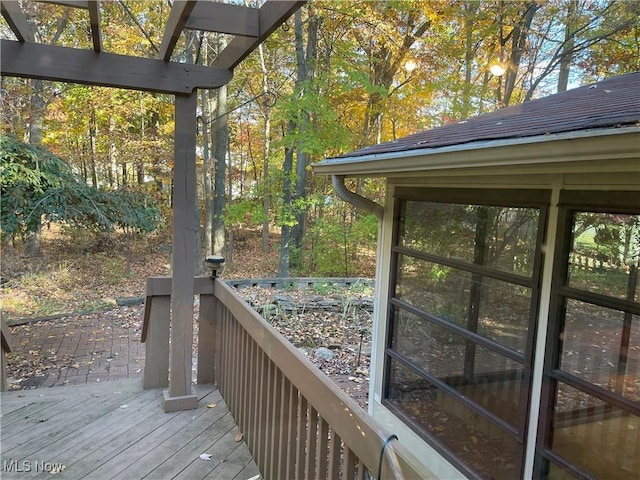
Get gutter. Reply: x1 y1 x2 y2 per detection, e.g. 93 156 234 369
332 175 383 220
313 126 640 176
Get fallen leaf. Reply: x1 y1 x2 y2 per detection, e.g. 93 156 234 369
207 403 217 409
234 433 244 442
199 453 212 461
49 464 66 475
471 435 478 445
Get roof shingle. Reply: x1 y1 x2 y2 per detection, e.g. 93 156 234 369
333 72 640 159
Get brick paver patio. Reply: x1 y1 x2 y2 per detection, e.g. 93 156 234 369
6 305 146 389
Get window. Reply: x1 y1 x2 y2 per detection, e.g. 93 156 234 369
535 191 640 480
384 188 549 479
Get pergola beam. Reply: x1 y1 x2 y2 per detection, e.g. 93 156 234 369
185 2 259 38
38 1 90 8
213 0 304 69
1 0 35 42
0 39 232 95
1 0 306 413
88 0 102 52
159 0 197 62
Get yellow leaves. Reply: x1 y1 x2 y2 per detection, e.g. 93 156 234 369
234 433 244 442
207 403 217 409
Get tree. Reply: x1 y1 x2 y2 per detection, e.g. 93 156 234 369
0 134 161 241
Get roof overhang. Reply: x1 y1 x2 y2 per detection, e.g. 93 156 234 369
312 126 640 178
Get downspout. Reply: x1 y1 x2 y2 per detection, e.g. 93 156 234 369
332 175 383 220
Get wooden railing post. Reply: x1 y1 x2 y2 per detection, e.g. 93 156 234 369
212 279 429 480
197 291 217 384
1 315 14 392
141 279 170 390
142 276 215 392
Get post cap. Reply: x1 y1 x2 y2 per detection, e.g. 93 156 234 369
205 255 225 267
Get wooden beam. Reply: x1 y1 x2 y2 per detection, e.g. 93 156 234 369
88 0 102 52
145 276 214 297
1 1 35 42
166 93 198 410
213 0 305 69
37 1 90 8
158 0 197 62
1 40 233 94
186 2 259 38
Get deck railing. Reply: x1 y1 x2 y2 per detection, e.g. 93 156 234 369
142 276 426 480
1 316 14 392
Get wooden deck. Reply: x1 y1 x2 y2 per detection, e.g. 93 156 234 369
0 379 260 480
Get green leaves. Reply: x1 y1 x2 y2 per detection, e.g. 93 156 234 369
1 134 161 239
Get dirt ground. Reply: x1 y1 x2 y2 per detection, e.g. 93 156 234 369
2 228 374 410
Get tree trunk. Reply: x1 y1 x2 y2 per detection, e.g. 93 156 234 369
461 2 478 118
201 87 214 258
137 95 145 184
258 44 271 253
279 135 295 277
558 0 578 93
358 11 430 146
503 2 540 106
89 106 98 188
25 78 45 256
291 10 320 259
212 48 228 257
109 113 118 187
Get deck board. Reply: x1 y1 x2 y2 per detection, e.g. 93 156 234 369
0 379 260 480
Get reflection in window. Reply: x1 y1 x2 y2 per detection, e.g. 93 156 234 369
392 307 524 426
540 196 640 480
401 201 540 276
561 300 639 402
550 383 639 479
387 358 520 480
396 255 531 353
568 213 639 301
387 192 544 479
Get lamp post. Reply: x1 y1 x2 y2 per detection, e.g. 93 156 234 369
206 255 225 279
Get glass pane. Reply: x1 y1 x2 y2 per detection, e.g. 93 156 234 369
392 307 525 427
395 256 470 330
568 212 639 301
550 382 640 479
560 299 640 402
478 277 531 353
387 358 520 479
400 200 539 276
395 256 531 352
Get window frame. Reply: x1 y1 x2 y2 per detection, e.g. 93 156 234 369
535 190 640 479
383 187 551 479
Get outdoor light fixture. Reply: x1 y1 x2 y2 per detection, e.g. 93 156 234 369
490 61 507 77
205 255 225 279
